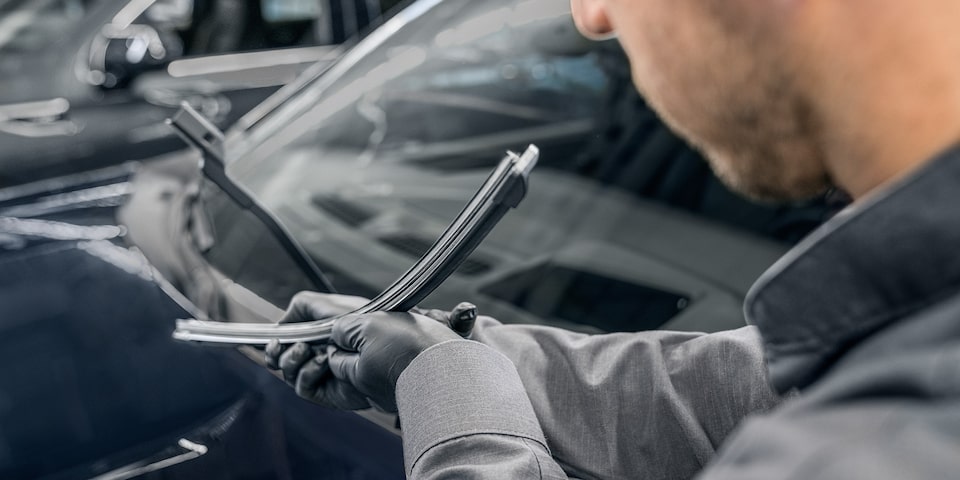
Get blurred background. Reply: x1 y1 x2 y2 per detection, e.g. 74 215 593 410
0 0 842 479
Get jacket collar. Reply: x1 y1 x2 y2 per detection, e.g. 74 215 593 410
745 144 960 393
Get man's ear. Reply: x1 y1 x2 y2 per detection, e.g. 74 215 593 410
571 0 615 40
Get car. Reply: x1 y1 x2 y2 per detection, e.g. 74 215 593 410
0 0 384 187
0 0 843 477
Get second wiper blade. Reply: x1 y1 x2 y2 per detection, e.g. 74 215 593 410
173 145 539 346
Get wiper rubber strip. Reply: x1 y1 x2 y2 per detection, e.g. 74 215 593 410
173 145 539 346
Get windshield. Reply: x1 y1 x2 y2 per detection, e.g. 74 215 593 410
0 0 107 55
212 0 832 333
228 0 606 174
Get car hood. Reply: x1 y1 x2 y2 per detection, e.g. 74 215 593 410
0 162 137 234
0 152 196 301
0 144 297 329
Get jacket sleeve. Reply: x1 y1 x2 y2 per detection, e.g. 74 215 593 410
697 313 960 480
395 340 569 479
395 318 780 479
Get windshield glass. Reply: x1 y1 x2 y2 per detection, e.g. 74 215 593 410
0 0 106 55
218 0 833 333
229 0 606 173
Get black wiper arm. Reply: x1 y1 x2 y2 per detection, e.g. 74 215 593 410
166 102 335 293
173 145 539 346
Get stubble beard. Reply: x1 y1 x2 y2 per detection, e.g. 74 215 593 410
655 68 833 204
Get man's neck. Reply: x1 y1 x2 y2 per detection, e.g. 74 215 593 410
823 102 960 201
795 0 960 200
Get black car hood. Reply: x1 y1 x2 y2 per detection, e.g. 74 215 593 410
0 162 136 229
0 147 290 325
0 153 193 294
0 153 405 478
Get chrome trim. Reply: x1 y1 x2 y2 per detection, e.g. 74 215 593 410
0 183 132 218
166 46 340 78
0 98 70 121
89 438 207 480
111 0 158 30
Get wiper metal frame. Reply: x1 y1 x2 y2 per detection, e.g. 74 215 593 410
173 145 539 346
167 102 336 293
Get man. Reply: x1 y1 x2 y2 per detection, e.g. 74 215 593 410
267 0 960 478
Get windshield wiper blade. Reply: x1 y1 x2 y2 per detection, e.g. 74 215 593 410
173 145 539 346
167 102 336 293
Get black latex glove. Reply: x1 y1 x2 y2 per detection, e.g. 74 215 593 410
265 292 478 412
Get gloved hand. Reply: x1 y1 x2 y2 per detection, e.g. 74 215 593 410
265 292 478 412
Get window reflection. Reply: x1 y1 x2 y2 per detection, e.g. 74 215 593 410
222 0 835 333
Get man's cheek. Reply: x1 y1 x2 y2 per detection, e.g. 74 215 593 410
618 32 671 98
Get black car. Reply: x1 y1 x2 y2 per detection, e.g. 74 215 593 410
0 0 841 477
0 0 383 187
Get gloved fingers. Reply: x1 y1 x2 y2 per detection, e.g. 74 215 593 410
290 352 369 410
447 302 478 338
279 342 314 384
326 345 361 386
330 314 369 352
279 292 371 324
295 353 329 398
264 338 288 370
415 303 478 338
297 346 369 410
413 307 449 323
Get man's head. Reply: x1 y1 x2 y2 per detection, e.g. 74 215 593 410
571 0 829 202
571 0 960 202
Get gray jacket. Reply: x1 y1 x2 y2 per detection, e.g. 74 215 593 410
395 146 960 479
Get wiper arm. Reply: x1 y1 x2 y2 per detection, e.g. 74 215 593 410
173 145 539 346
167 102 335 293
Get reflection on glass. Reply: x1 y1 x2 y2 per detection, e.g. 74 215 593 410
216 0 834 334
0 0 101 55
198 178 321 310
482 263 690 332
230 0 607 177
